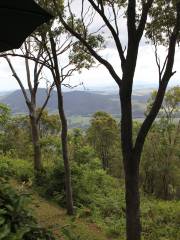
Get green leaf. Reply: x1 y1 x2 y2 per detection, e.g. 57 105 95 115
0 224 10 239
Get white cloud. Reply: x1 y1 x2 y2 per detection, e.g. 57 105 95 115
0 1 179 91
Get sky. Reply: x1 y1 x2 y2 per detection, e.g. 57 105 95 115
0 44 179 92
0 1 179 92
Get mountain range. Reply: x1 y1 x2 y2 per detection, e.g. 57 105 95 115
0 88 151 118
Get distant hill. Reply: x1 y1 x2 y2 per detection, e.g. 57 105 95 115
0 88 151 118
0 89 58 115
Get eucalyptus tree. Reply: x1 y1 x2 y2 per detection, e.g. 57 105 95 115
145 86 180 198
87 111 119 170
146 86 180 121
0 103 11 154
159 86 180 122
2 38 54 172
57 0 180 239
31 0 101 215
0 103 11 130
143 86 180 199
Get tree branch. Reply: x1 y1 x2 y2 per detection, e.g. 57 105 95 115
127 0 136 40
4 56 31 108
137 0 154 40
87 0 126 68
59 13 122 86
36 83 55 123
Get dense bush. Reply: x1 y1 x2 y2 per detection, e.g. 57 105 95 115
0 155 33 182
141 198 180 240
0 154 180 239
35 158 126 237
0 156 14 179
0 178 55 240
141 121 180 200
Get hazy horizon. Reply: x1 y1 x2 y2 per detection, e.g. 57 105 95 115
0 81 178 93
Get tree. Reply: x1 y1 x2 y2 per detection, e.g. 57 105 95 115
87 111 119 171
0 103 11 130
146 86 180 121
1 0 103 215
0 104 11 154
57 1 180 239
3 39 54 172
30 0 99 215
146 86 180 150
2 115 32 159
142 86 180 199
37 110 61 137
141 122 180 199
161 86 180 122
38 110 61 164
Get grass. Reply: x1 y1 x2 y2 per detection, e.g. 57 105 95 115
10 180 110 240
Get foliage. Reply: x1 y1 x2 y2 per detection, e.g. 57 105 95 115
146 0 177 45
0 155 33 182
34 156 126 237
0 156 14 179
69 34 104 71
146 86 180 120
40 135 61 163
141 198 180 240
141 121 180 200
61 225 82 240
34 156 180 239
162 86 180 120
38 110 61 137
142 86 180 199
0 179 55 240
87 112 121 173
0 116 32 159
0 104 11 130
0 152 180 239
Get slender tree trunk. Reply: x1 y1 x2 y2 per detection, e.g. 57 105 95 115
57 86 74 215
30 113 42 171
49 35 74 215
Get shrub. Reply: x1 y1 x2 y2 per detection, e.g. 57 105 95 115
0 178 55 240
0 155 33 182
11 159 34 182
36 159 126 238
0 156 14 179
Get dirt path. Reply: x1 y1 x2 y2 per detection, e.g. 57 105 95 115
32 193 109 240
11 180 109 240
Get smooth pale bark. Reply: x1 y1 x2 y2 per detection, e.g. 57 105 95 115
30 113 42 172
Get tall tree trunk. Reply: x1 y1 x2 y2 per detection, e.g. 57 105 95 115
30 113 42 171
125 158 141 240
120 87 141 240
57 86 74 215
